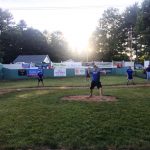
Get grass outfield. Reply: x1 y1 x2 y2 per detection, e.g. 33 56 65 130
0 87 150 149
0 75 148 89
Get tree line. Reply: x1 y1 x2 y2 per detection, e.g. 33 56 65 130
0 0 150 63
0 9 71 63
90 0 150 62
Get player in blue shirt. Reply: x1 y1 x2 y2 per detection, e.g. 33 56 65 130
146 64 150 80
126 66 135 85
37 71 44 86
89 65 106 97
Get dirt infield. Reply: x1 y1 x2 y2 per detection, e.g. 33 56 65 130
62 95 117 102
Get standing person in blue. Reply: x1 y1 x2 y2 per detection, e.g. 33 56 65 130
146 64 150 80
89 64 106 97
37 70 44 86
126 66 135 85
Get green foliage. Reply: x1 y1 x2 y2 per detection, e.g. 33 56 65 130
91 1 150 62
136 0 150 60
0 87 150 149
90 8 129 61
0 8 70 63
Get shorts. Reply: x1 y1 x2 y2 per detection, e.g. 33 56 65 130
90 81 102 89
128 75 133 80
147 72 150 80
38 78 43 82
86 74 90 78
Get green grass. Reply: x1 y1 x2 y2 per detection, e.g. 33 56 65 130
0 87 150 149
0 75 147 89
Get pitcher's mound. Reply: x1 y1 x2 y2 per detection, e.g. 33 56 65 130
62 95 117 102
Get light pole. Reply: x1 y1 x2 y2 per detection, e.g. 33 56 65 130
128 26 133 61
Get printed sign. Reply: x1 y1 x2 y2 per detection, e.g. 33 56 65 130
22 63 30 68
18 69 27 76
95 62 113 68
144 60 150 68
27 69 38 77
52 63 66 68
124 61 134 70
75 68 85 75
113 61 123 68
54 68 66 77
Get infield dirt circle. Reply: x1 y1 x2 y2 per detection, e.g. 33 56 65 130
62 95 117 102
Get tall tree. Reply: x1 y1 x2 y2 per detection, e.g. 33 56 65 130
136 0 150 60
0 8 14 62
122 3 141 62
48 31 70 61
90 8 129 61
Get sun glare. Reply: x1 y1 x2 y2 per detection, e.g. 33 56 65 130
3 0 102 55
65 29 89 54
62 10 97 54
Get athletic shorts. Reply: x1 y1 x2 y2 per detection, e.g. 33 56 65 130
128 75 133 80
90 81 102 89
86 74 90 78
38 78 43 82
147 72 150 80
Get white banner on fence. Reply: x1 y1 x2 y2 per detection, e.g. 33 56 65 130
113 61 123 68
124 61 134 69
52 63 66 68
52 62 82 68
54 68 66 77
95 62 113 68
63 62 82 68
75 68 85 75
144 60 150 68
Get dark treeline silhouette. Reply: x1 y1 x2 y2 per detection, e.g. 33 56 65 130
0 9 71 63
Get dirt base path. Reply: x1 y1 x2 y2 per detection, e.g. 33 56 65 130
0 83 150 96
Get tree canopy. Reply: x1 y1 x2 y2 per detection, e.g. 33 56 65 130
90 0 150 62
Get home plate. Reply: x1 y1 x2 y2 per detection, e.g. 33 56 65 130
61 95 117 102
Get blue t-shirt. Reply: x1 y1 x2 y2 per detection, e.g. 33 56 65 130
91 69 100 82
38 72 43 78
127 69 133 77
146 67 150 72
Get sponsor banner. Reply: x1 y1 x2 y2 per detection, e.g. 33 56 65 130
124 61 134 70
95 62 113 68
144 60 150 68
113 61 123 68
75 68 85 75
22 63 30 68
54 68 66 77
52 63 66 68
52 62 82 68
82 62 94 67
63 62 82 68
18 69 27 76
27 69 39 77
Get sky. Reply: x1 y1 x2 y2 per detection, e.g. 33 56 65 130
0 0 143 52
